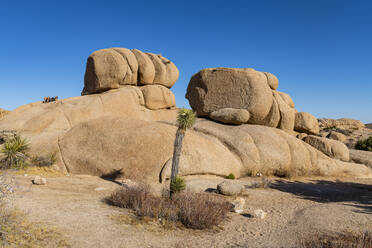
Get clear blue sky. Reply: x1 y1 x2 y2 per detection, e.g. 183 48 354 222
0 0 371 123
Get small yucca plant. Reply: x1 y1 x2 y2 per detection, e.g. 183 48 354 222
0 136 30 169
170 176 186 194
177 108 196 130
170 108 196 198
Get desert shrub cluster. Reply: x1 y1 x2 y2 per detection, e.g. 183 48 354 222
0 135 57 170
0 136 30 169
298 231 372 248
355 137 372 152
108 184 231 229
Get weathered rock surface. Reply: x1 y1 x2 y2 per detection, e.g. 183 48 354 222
217 180 244 196
327 131 346 142
318 118 365 130
140 85 176 110
32 175 46 185
1 59 371 182
296 133 308 140
186 68 296 132
82 48 179 95
209 108 250 125
349 149 372 168
318 118 372 149
303 135 349 162
294 112 319 135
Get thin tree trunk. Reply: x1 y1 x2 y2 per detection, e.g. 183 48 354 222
170 128 185 197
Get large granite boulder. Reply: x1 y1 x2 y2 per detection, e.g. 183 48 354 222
186 68 296 131
209 108 250 125
82 48 179 95
140 85 176 110
294 112 319 135
303 135 350 162
318 118 365 130
350 149 372 168
1 55 370 181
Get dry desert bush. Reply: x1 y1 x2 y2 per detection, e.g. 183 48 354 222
107 183 231 229
298 231 372 248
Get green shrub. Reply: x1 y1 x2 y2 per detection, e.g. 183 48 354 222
170 176 186 194
355 137 372 152
0 136 30 169
225 173 235 180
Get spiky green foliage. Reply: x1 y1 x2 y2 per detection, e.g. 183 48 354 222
177 108 196 130
0 136 30 169
225 173 235 180
355 137 372 152
170 176 186 194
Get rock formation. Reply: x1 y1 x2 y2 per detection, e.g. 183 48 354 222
82 48 179 95
0 51 371 182
186 68 309 133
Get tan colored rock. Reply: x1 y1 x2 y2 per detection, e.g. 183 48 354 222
32 175 46 185
59 116 242 181
318 118 365 130
209 108 250 125
294 112 319 135
1 91 370 181
140 85 176 110
158 55 179 88
186 68 273 123
217 180 244 196
261 93 280 127
112 48 138 85
82 48 127 95
296 133 308 140
263 72 278 90
193 119 369 178
273 91 295 131
303 135 349 162
278 91 295 108
327 131 346 142
131 49 155 85
349 149 372 168
146 53 167 85
230 197 245 214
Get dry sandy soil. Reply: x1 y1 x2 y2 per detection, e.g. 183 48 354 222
11 174 372 248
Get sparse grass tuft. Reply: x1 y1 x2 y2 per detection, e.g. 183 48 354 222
15 166 65 177
355 137 372 152
107 183 231 230
30 152 57 167
225 173 235 180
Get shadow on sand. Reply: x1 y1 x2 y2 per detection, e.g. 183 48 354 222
270 179 372 214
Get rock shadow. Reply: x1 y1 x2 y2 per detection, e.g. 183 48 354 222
271 180 372 214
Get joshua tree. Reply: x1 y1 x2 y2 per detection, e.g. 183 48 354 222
170 108 196 197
